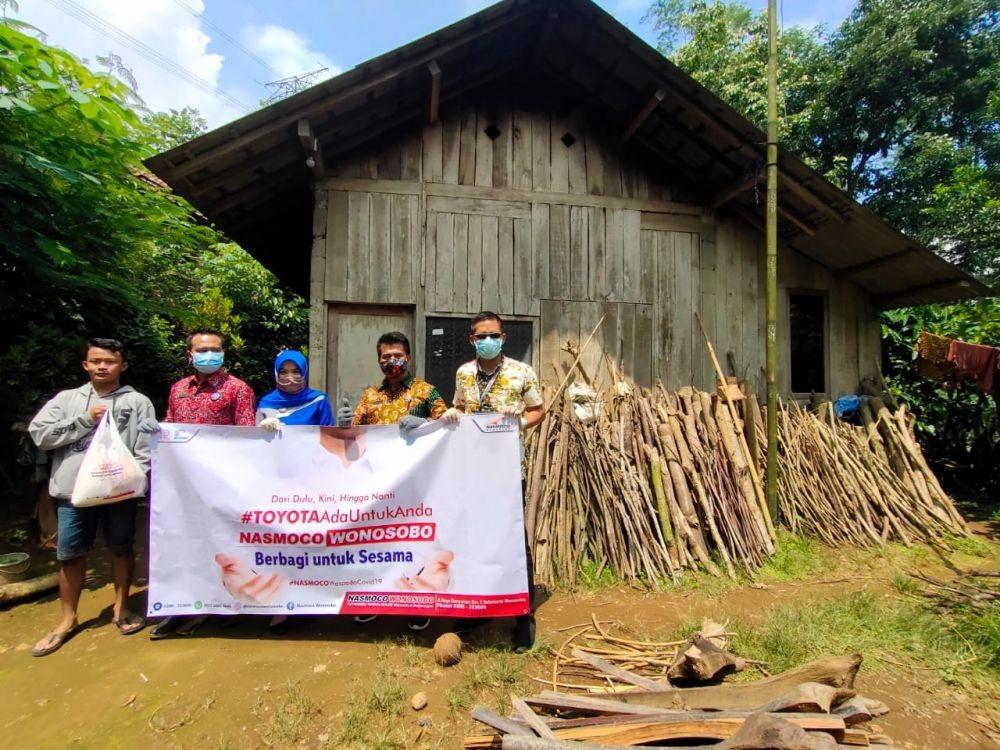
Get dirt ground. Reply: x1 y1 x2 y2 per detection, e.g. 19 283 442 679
1 514 998 749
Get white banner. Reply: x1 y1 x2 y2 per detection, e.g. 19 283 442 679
147 416 529 619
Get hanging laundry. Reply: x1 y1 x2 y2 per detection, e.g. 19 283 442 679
947 340 1000 395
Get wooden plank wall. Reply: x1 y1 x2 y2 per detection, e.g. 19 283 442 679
316 98 879 397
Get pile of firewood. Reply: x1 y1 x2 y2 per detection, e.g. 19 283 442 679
525 362 969 586
525 370 775 586
774 398 969 547
466 619 893 748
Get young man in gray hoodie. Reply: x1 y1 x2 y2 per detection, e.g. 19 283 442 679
28 338 157 656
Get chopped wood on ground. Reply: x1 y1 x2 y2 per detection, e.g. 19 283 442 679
468 618 893 749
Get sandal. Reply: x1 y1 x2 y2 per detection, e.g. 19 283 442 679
149 616 179 640
113 613 146 636
175 614 208 636
31 627 78 657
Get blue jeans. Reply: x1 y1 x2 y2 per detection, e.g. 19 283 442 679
55 498 138 562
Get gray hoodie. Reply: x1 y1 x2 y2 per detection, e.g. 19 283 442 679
29 383 155 499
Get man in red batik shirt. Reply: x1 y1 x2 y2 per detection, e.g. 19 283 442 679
150 327 256 639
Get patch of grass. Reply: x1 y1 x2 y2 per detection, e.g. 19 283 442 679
569 557 627 590
699 590 1000 699
891 571 920 595
946 533 993 558
756 532 825 582
256 681 320 748
331 645 407 750
445 648 528 716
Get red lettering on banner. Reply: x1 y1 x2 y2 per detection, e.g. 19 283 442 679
337 591 530 618
325 523 436 547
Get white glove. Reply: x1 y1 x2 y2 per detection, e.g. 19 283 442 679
499 405 522 416
441 407 462 423
259 417 282 432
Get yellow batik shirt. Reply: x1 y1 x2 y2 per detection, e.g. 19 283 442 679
453 357 543 414
352 376 448 425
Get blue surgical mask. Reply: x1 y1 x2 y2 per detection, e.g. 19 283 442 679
192 351 224 374
474 336 503 360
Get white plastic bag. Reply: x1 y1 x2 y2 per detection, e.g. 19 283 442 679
71 409 147 507
568 381 601 424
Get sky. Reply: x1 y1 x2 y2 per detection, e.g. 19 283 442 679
19 0 857 129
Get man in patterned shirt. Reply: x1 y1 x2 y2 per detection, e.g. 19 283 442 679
150 327 256 639
442 311 545 652
351 331 447 631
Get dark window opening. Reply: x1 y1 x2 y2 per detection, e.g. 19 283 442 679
424 317 534 405
484 123 501 141
560 132 576 147
789 293 826 393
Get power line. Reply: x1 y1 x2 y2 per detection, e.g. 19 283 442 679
168 0 281 78
41 0 252 113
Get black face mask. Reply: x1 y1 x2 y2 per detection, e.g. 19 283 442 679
380 356 407 379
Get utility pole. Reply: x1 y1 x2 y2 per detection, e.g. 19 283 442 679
765 0 779 524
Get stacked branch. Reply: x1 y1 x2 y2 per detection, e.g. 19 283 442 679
526 362 968 587
526 361 774 587
774 398 968 547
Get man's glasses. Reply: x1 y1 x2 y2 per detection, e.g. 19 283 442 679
473 333 502 341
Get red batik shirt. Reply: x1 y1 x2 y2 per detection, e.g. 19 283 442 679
165 371 256 426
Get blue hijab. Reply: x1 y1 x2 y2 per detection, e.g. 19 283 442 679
257 351 334 426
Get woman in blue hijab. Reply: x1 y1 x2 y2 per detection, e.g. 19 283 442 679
256 350 333 634
257 350 334 427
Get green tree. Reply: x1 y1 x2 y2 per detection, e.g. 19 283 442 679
143 106 208 152
644 0 999 491
0 20 305 500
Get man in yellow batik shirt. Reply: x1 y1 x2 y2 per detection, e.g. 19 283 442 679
442 311 545 652
350 330 447 632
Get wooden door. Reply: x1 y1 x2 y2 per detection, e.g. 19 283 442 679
326 304 414 410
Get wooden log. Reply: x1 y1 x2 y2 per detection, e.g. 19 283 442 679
511 696 557 739
668 634 746 684
602 654 862 711
502 736 707 750
472 706 534 736
0 571 59 605
571 648 671 691
716 712 837 750
525 691 677 716
759 683 856 714
466 712 846 747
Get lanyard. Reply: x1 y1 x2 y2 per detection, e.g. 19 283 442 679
476 358 504 410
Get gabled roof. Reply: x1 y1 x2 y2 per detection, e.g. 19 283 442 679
146 0 991 307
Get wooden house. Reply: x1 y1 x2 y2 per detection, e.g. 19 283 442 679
148 0 989 407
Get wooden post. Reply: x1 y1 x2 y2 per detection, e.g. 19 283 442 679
765 0 780 525
427 60 441 123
